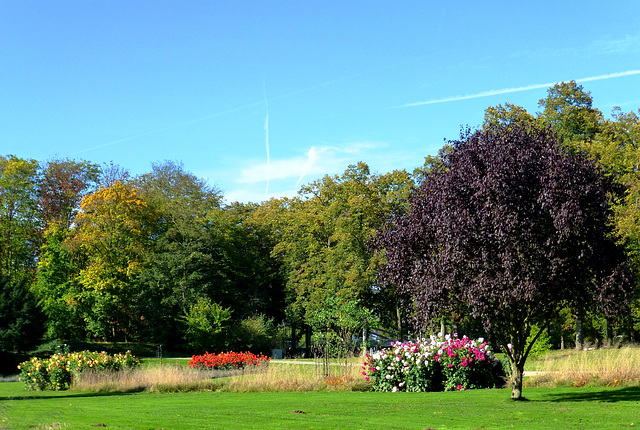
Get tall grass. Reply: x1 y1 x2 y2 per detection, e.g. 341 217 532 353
525 346 640 388
223 360 368 392
71 359 370 393
71 365 232 393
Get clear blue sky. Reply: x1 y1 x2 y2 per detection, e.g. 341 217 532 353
2 1 639 203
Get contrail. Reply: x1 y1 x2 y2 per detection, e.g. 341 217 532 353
71 100 264 155
395 69 640 108
263 82 271 199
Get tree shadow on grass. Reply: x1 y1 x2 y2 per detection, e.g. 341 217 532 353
0 390 140 402
542 387 640 403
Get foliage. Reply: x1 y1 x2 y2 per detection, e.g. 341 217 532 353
18 350 140 391
253 162 413 333
0 276 44 352
188 351 270 370
33 223 84 340
526 325 552 360
375 122 632 399
308 295 372 360
537 81 603 152
64 181 158 340
38 158 100 229
182 298 232 353
364 333 503 392
0 155 40 282
227 314 282 356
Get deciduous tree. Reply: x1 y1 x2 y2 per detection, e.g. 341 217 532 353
376 123 631 399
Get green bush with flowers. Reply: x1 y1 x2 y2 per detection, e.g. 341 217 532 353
18 350 140 391
363 333 505 392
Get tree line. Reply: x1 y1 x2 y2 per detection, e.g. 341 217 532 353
1 81 639 363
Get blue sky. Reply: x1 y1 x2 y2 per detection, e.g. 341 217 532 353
2 1 640 203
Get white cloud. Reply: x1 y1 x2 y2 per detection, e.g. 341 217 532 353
216 140 415 203
236 141 388 186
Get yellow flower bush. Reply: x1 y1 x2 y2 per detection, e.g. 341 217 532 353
19 350 140 390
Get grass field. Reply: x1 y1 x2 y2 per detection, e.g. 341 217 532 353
3 349 640 429
1 381 640 429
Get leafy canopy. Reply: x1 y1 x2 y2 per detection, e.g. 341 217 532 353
376 121 631 399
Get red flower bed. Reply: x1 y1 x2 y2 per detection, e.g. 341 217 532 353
188 351 270 370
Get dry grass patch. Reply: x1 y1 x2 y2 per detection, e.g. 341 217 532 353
71 357 371 393
526 346 640 388
223 361 369 392
71 365 237 393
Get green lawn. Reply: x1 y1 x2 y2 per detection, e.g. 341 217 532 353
1 382 639 429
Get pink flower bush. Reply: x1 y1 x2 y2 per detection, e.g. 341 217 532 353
363 333 504 392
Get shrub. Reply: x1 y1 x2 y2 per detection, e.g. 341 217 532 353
364 333 504 392
188 351 270 370
182 298 232 353
526 324 551 359
227 315 282 356
18 350 140 390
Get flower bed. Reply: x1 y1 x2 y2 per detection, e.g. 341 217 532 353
19 350 140 391
363 333 504 392
188 351 270 370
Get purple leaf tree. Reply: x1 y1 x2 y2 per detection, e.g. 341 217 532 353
376 122 631 399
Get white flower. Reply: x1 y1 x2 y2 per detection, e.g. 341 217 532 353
392 386 399 392
478 337 484 344
386 374 392 380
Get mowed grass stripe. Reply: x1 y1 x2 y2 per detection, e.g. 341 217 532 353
2 383 640 429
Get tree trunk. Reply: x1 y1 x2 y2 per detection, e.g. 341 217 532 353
575 317 583 351
396 305 402 340
510 363 524 400
362 326 368 357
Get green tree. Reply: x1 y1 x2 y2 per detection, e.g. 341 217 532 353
0 275 44 352
537 81 603 153
33 222 85 340
133 161 227 344
0 155 40 282
255 163 413 339
182 297 232 353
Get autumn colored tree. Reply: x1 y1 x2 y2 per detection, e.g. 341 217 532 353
376 123 631 399
65 181 157 341
38 159 100 230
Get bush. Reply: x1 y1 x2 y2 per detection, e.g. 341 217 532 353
182 298 232 353
188 351 270 370
526 324 551 359
227 315 282 356
18 350 140 390
363 333 504 392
